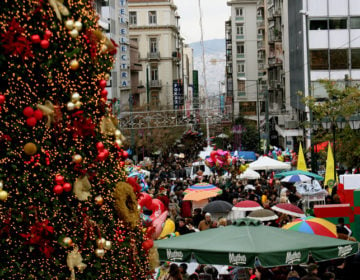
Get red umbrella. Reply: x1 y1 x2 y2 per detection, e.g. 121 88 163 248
271 203 305 218
232 200 263 211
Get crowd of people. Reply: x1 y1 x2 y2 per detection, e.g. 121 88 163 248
135 131 359 279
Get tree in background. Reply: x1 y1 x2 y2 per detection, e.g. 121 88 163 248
304 80 360 170
233 116 260 153
0 1 153 279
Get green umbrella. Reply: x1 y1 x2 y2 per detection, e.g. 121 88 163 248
155 218 358 267
274 170 324 181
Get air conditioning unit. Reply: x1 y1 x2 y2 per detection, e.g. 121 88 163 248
285 120 298 129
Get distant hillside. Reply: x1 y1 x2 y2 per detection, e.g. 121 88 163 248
189 39 226 96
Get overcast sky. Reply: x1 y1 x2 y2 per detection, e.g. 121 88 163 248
174 0 230 44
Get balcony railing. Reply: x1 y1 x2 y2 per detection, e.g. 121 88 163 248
147 52 160 60
149 80 162 88
130 63 142 71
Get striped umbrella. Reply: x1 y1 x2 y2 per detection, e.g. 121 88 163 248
233 200 263 211
271 203 305 218
183 183 222 201
282 216 337 238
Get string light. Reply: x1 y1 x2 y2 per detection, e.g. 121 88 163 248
0 0 151 278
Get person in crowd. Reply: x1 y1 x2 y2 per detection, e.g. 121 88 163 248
198 212 213 231
336 217 352 237
301 263 321 280
287 270 300 280
176 218 192 235
160 263 182 280
322 272 335 280
189 273 199 280
192 208 203 228
179 263 190 280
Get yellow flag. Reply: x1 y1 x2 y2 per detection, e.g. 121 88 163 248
296 142 307 171
325 141 337 193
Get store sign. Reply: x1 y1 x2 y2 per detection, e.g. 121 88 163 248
119 0 130 88
173 80 183 109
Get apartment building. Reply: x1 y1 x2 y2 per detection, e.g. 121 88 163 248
128 0 183 109
226 0 265 125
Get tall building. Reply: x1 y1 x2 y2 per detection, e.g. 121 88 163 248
227 0 264 124
128 0 183 109
288 0 360 150
94 0 131 115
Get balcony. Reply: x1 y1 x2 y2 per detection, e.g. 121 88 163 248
257 41 265 49
274 6 282 17
149 80 162 88
257 20 265 29
130 63 142 72
147 52 160 60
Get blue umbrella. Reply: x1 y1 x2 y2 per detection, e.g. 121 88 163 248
280 174 312 183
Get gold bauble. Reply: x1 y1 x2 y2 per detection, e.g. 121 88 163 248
95 248 105 258
74 101 82 109
0 181 3 189
0 190 8 201
96 238 106 249
24 142 37 156
69 29 79 38
70 59 79 70
67 102 75 111
65 19 74 30
95 195 104 206
71 92 81 102
104 240 112 250
115 139 122 147
63 237 73 246
104 73 110 80
74 21 83 31
73 154 83 164
114 129 122 139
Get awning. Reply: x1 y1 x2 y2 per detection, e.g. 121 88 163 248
275 124 303 138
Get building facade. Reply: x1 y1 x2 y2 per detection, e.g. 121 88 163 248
128 0 183 109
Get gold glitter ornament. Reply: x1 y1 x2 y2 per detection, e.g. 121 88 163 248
0 190 8 201
24 142 37 156
94 195 104 206
104 240 112 250
74 101 82 109
69 29 79 38
65 19 74 30
72 154 83 164
96 238 106 249
95 248 105 258
70 59 80 70
67 102 75 111
63 237 73 246
71 92 81 102
74 21 83 31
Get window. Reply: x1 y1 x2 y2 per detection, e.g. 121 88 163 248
151 92 159 106
149 38 157 53
151 67 158 81
257 9 263 17
129 12 137 25
238 80 245 91
330 49 348 69
237 43 244 54
235 8 243 16
237 62 245 73
236 24 244 35
310 50 328 70
148 11 157 24
350 17 360 29
329 18 347 29
351 49 360 69
310 19 328 30
240 102 256 115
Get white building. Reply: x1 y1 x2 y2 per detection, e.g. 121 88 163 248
128 0 183 109
227 0 264 122
94 0 131 114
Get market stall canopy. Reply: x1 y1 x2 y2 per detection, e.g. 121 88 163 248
274 170 324 181
238 168 260 180
233 151 257 161
249 156 291 171
155 218 358 267
217 133 229 139
199 146 214 160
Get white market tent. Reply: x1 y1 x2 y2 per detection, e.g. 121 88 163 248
249 156 291 171
238 168 261 180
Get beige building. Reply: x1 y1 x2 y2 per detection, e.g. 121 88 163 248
129 0 183 109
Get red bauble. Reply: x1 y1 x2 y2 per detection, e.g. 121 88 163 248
33 109 43 120
0 94 5 104
55 175 64 185
99 79 107 89
40 39 50 49
100 89 108 99
97 152 106 161
44 30 52 40
53 185 63 195
23 106 34 117
31 34 41 44
26 117 37 127
96 142 104 151
103 149 109 158
63 183 72 192
122 151 128 159
142 239 154 251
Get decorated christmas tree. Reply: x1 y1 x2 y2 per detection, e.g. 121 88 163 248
0 1 155 278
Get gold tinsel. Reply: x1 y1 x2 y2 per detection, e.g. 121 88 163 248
48 0 70 21
148 246 160 271
100 116 118 136
66 246 87 280
113 182 139 229
73 176 91 201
